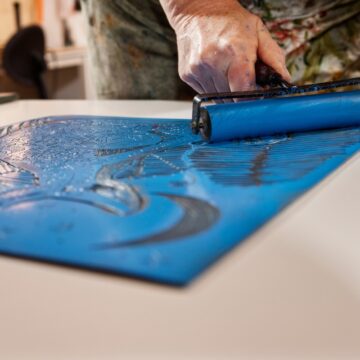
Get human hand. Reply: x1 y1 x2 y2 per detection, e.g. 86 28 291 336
160 0 291 93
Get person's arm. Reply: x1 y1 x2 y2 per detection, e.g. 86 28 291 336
159 0 291 93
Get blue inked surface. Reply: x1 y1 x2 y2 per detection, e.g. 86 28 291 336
206 91 360 142
0 116 359 285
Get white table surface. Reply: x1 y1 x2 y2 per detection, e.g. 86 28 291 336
0 100 359 360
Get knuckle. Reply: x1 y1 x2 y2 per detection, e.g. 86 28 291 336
199 44 220 65
254 15 266 28
221 41 237 56
237 47 257 63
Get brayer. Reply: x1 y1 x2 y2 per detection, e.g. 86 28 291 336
192 61 360 143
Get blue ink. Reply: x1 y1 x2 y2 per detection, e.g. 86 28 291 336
0 116 359 285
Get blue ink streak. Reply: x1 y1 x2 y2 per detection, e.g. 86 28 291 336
0 115 358 285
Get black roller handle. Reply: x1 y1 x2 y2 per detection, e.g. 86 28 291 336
191 62 360 135
255 60 293 88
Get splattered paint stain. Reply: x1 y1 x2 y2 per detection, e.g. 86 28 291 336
0 116 359 285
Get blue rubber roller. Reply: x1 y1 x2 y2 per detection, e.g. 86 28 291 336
191 62 360 143
200 90 360 142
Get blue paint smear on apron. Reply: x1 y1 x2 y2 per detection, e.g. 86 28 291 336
0 116 359 285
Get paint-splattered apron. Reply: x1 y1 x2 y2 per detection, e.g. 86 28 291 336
81 0 360 99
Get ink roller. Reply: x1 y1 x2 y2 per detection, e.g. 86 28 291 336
192 61 360 142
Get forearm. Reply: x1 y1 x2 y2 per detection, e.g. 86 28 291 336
159 0 241 30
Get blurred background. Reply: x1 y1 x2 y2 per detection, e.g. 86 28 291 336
0 0 95 101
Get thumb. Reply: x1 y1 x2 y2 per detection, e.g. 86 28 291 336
257 20 291 82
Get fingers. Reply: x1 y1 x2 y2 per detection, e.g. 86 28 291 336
180 69 206 94
228 59 256 92
181 59 257 95
197 73 218 94
180 62 228 94
189 79 206 94
211 68 231 93
257 20 291 82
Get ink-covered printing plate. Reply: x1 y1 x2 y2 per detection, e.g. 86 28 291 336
0 116 359 285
